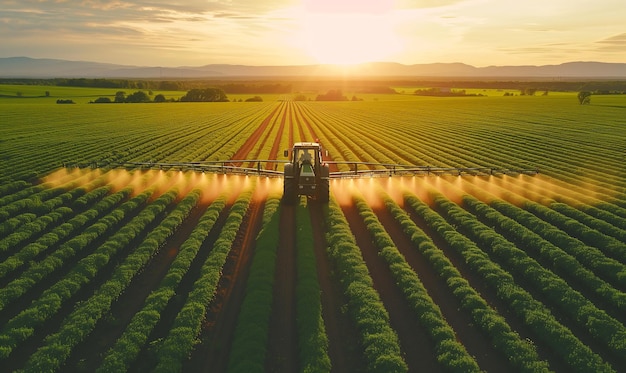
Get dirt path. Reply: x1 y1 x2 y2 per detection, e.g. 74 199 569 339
230 104 281 166
373 202 512 372
308 202 361 372
189 194 266 371
265 204 298 371
295 107 339 172
266 104 287 171
287 102 294 147
63 198 211 371
185 106 274 371
403 201 569 372
339 200 441 372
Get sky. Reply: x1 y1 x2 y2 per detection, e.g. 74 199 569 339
0 0 624 67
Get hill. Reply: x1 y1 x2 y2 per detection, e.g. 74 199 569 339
1 57 625 79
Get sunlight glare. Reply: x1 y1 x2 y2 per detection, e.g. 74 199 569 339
295 0 403 65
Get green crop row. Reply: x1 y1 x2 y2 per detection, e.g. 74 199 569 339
324 198 408 373
228 194 281 372
72 184 112 212
405 192 612 372
1 102 274 180
0 170 106 223
385 191 550 372
0 186 127 282
486 175 626 242
525 202 626 265
0 187 67 222
154 185 254 373
302 100 624 191
21 189 202 372
463 195 626 315
439 193 626 361
525 178 626 228
0 213 37 239
97 193 227 372
0 188 151 312
352 193 481 372
0 180 30 201
455 176 626 293
0 188 174 361
491 199 626 291
0 206 73 256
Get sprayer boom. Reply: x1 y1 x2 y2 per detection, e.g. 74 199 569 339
63 160 538 178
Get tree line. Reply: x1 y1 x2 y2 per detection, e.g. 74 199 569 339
90 88 230 103
0 78 293 94
4 77 625 94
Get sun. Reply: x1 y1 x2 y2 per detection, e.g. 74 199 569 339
295 0 403 65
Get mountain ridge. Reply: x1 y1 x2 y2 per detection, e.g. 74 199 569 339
1 57 625 78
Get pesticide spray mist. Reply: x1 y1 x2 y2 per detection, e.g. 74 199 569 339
328 173 601 210
41 168 607 212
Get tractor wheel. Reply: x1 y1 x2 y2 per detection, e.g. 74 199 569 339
317 165 330 203
283 163 296 205
283 177 296 204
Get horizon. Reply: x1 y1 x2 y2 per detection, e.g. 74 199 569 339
1 0 624 68
2 56 625 69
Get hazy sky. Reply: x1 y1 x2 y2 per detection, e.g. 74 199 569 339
0 0 624 67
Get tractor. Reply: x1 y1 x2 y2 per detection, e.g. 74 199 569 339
282 142 329 204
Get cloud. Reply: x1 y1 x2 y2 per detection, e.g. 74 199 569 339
594 33 626 53
597 33 626 45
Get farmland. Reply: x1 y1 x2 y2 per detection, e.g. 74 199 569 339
0 87 625 372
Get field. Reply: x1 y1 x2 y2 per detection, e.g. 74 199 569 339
1 86 625 372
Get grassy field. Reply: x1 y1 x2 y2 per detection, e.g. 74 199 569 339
0 84 185 104
1 84 625 372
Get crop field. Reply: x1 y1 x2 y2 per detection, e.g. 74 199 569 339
0 89 625 372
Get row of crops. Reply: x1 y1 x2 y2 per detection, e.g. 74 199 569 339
1 95 625 371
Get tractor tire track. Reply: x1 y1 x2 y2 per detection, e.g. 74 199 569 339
266 203 298 372
309 202 361 372
266 104 287 171
230 104 282 166
296 105 340 172
287 102 294 148
339 200 441 372
190 191 266 372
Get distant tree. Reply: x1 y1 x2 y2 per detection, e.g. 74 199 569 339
153 94 166 103
245 96 263 102
92 97 112 103
316 89 348 101
124 91 151 103
180 88 228 102
45 91 50 97
578 91 591 105
293 94 307 101
56 99 75 104
114 91 126 103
